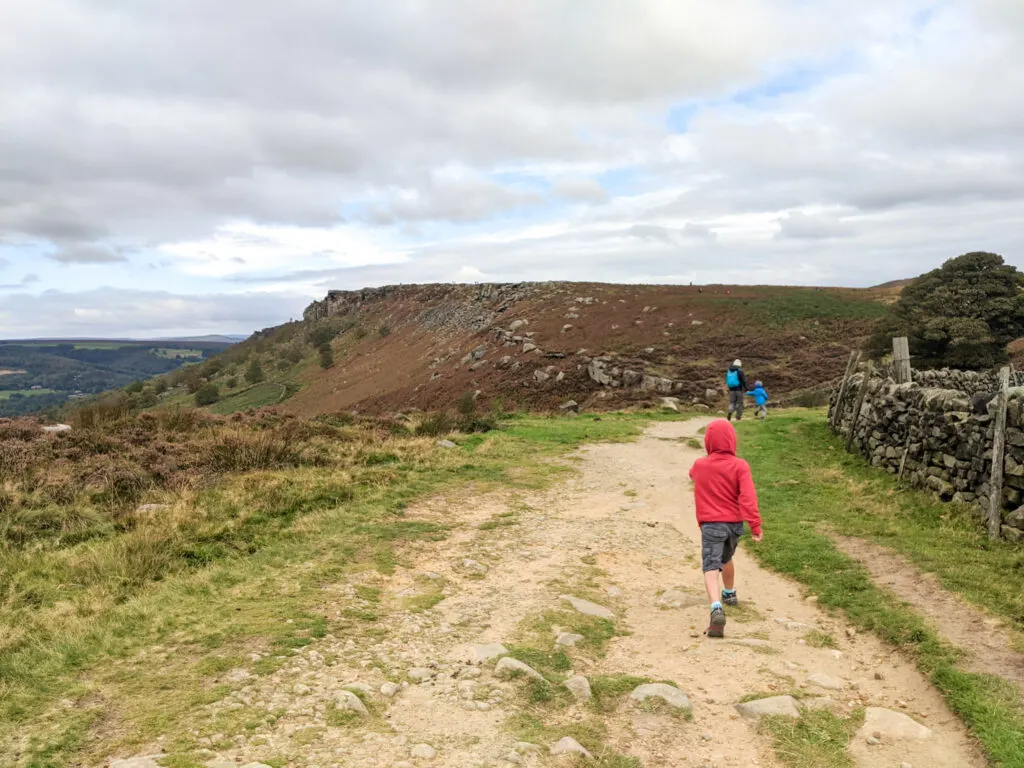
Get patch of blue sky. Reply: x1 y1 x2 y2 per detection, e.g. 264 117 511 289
730 51 860 106
596 166 646 197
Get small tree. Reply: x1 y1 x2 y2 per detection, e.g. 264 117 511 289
245 359 265 384
194 383 220 406
125 380 144 394
318 343 334 369
868 252 1024 369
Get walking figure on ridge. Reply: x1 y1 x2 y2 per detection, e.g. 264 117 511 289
689 419 763 638
726 359 747 421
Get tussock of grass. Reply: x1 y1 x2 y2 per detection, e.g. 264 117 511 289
759 709 862 768
738 411 1024 766
803 630 838 649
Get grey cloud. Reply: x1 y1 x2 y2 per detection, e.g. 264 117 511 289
776 211 858 240
368 175 542 224
551 178 609 204
48 244 127 264
22 273 39 284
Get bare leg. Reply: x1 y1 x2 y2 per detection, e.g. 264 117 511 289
703 570 720 603
722 560 735 591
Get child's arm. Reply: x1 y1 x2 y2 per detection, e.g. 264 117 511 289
737 462 763 538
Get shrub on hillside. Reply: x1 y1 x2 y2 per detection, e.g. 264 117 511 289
153 380 169 395
245 359 265 384
379 325 391 337
318 343 334 369
125 381 145 394
194 384 220 406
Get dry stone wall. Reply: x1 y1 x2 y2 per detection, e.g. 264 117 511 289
829 368 1024 541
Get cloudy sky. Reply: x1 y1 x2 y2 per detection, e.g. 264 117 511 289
1 0 1022 337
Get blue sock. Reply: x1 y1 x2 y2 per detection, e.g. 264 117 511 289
723 588 736 595
711 601 723 612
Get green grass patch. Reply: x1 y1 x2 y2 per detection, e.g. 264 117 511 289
402 591 445 613
208 380 287 414
760 709 862 768
803 630 838 649
738 411 1024 766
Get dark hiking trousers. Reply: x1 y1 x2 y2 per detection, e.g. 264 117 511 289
728 390 744 420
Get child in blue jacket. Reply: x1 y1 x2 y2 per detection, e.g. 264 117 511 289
747 381 769 420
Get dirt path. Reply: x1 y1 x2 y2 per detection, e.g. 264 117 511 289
832 533 1024 698
125 419 988 768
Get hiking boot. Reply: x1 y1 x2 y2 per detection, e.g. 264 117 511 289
722 589 739 607
707 606 727 638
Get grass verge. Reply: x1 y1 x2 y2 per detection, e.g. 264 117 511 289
738 410 1024 767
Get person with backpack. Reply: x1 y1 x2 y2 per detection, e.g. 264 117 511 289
747 380 769 420
725 359 747 421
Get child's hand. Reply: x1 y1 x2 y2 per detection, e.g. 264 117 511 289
752 532 763 542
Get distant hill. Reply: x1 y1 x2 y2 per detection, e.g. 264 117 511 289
123 282 893 418
154 334 250 344
0 338 236 417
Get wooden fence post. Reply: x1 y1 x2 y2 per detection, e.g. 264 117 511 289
987 366 1011 540
892 337 912 384
845 361 874 453
831 350 860 432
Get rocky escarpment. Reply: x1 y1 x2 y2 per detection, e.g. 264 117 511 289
289 282 880 416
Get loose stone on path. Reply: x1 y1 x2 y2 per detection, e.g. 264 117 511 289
555 632 584 647
410 743 438 759
735 695 801 720
806 672 846 691
560 594 614 620
334 690 368 715
629 683 692 713
495 657 545 681
564 675 593 701
550 737 592 758
858 707 932 741
407 667 434 682
472 642 509 662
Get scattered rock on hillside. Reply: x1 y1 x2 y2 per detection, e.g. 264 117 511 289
41 423 72 433
522 342 538 354
559 400 580 413
630 683 692 712
564 675 593 701
858 707 932 741
380 682 401 697
550 737 592 758
436 439 457 449
509 319 529 331
661 397 681 412
735 695 801 720
534 370 550 383
463 558 488 575
560 594 614 620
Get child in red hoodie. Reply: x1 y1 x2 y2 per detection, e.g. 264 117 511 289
688 419 763 638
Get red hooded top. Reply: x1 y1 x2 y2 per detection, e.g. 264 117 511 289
688 419 762 535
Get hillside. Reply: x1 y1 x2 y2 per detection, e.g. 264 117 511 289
135 282 889 418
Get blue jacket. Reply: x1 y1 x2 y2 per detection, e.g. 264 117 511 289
747 385 768 406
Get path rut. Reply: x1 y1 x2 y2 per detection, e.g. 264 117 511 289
140 419 988 768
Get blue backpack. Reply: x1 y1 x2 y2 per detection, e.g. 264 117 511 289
726 369 740 388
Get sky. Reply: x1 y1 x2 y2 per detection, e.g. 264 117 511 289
1 0 1022 338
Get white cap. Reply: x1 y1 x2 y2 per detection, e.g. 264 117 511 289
733 359 742 367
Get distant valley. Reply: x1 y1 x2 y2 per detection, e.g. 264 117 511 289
0 338 240 416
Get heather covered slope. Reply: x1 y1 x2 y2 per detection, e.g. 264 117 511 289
284 282 887 416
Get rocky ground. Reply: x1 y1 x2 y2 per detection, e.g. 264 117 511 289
112 419 985 768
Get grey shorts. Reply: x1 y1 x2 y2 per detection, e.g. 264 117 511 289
701 522 745 572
